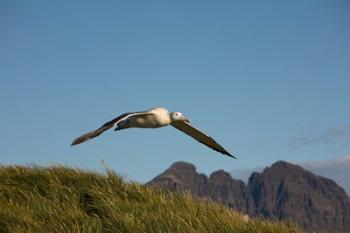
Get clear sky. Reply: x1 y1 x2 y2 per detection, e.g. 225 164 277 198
1 0 349 182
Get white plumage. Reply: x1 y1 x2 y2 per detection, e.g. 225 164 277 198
71 107 235 158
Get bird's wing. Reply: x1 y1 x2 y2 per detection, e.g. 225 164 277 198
171 120 235 158
71 112 153 146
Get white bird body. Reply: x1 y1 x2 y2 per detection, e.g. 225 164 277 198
71 107 235 158
121 107 171 129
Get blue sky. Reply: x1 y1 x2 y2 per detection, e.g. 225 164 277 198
1 0 349 182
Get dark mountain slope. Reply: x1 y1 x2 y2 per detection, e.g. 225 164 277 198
149 161 350 233
149 161 255 214
249 161 350 232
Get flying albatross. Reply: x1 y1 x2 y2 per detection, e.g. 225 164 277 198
71 107 235 158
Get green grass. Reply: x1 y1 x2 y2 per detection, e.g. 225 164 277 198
0 165 302 233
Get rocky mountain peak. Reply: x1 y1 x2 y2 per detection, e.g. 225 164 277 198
149 160 350 233
249 161 350 232
169 161 196 172
209 170 232 184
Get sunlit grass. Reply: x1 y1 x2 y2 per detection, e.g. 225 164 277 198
0 165 302 233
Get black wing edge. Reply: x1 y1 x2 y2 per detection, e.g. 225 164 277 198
203 136 237 159
171 122 237 159
71 112 133 146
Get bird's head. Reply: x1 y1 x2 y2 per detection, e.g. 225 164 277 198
170 112 190 123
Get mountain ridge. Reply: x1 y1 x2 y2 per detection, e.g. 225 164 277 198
148 160 350 232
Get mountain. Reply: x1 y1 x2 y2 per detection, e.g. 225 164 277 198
149 162 255 214
148 161 350 233
303 155 350 196
230 155 350 196
249 161 350 232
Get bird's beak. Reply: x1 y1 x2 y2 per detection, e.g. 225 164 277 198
182 116 190 123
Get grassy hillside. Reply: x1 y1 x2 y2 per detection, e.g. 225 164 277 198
0 165 301 233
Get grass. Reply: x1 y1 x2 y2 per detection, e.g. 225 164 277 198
0 165 302 233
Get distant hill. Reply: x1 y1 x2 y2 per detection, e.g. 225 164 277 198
302 155 350 196
231 155 350 196
148 161 350 233
0 165 300 233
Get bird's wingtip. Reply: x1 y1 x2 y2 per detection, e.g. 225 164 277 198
71 140 78 146
227 152 237 159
